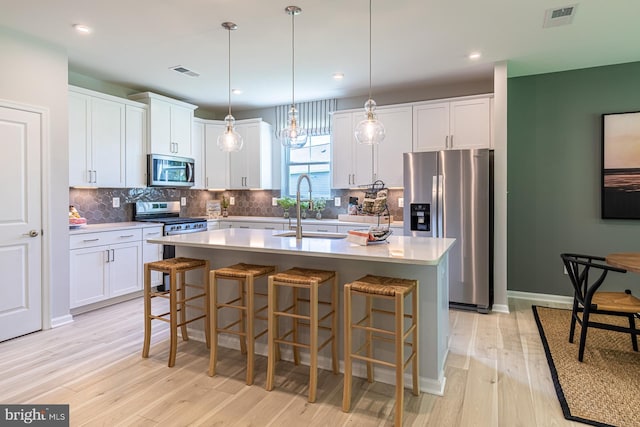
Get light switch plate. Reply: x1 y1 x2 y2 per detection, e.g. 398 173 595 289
112 197 120 208
398 197 404 208
181 197 186 206
334 197 341 207
229 196 235 205
272 197 278 206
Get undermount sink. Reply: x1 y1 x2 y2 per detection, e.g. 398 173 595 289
273 231 348 239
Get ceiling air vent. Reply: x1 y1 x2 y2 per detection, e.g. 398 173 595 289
169 65 200 78
543 4 578 28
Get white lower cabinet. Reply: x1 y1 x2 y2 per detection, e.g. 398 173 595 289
142 227 164 287
108 241 143 297
302 224 338 233
70 228 143 309
70 246 109 308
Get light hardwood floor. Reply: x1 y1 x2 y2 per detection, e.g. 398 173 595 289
0 297 581 426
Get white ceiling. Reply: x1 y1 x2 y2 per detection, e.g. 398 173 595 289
1 0 640 112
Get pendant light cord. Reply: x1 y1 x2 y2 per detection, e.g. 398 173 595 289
291 10 296 108
227 26 232 118
368 0 372 101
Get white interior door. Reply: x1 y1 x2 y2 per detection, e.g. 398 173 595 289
0 104 42 342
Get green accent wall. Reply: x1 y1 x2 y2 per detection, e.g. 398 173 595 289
508 61 640 296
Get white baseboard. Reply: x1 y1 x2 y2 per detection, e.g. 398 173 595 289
491 304 509 314
50 314 73 328
190 331 444 395
507 290 573 307
70 292 143 316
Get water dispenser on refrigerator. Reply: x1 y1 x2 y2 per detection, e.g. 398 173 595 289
410 203 430 232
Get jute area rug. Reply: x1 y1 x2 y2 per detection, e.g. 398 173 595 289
532 306 640 427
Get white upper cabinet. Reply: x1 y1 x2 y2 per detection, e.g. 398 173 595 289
204 121 229 190
332 105 412 189
69 87 129 188
412 102 450 152
331 112 373 189
69 90 91 187
191 119 206 189
413 95 492 152
124 104 148 188
228 119 276 190
129 92 197 157
69 86 148 188
373 106 413 187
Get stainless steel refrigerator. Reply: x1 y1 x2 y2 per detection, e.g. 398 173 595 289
403 149 493 313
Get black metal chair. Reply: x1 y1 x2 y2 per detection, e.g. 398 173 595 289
560 253 640 362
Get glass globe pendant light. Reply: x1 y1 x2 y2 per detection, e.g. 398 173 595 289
278 6 308 149
354 0 385 145
217 22 243 152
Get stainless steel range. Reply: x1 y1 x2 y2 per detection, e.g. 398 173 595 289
135 201 208 290
134 201 207 236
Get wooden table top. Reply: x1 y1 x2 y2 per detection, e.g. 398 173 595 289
606 252 640 274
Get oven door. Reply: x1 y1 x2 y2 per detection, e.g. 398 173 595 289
158 227 207 290
162 226 208 262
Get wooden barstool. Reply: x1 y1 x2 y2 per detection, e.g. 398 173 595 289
265 267 338 402
342 274 419 427
208 263 276 385
142 257 210 367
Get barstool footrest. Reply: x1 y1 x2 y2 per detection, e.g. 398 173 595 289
176 313 206 328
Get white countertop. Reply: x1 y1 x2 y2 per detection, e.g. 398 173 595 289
148 228 454 266
69 221 161 235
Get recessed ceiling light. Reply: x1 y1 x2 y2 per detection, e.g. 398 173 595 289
73 24 92 34
468 52 481 60
333 73 345 80
232 89 242 95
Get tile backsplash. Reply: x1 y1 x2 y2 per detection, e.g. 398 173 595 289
69 188 404 224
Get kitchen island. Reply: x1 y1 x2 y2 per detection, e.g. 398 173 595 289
148 228 455 395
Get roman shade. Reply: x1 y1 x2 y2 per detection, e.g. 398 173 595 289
275 98 337 137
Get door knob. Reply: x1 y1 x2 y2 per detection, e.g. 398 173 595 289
23 230 39 237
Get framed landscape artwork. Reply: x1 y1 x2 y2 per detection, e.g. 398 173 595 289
602 111 640 219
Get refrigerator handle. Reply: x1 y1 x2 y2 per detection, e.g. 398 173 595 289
438 174 444 237
432 175 443 237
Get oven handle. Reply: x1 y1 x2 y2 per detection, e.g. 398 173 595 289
164 228 207 236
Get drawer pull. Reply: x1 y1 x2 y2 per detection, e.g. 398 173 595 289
264 227 276 230
317 229 329 232
119 234 135 238
83 238 100 243
145 232 161 236
239 226 250 229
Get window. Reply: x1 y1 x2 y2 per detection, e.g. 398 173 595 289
283 134 331 198
275 98 336 199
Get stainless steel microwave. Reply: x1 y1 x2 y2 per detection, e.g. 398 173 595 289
147 154 195 187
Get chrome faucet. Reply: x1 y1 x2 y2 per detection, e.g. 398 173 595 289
296 174 313 239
